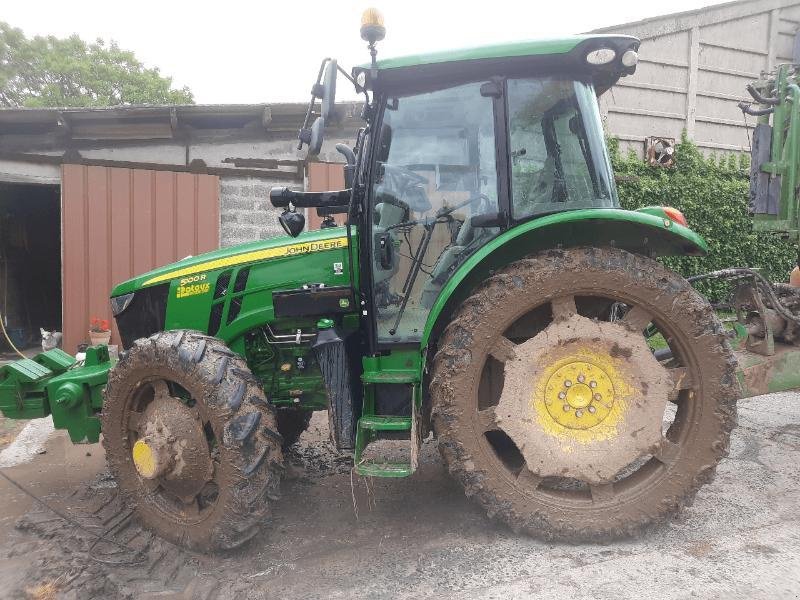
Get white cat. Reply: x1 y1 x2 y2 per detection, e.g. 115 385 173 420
40 328 63 351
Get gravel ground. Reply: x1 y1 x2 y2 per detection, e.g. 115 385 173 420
0 392 799 599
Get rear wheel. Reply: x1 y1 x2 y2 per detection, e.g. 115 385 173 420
102 330 283 551
431 247 737 540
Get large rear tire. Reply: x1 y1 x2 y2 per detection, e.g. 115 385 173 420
102 330 283 551
431 247 738 541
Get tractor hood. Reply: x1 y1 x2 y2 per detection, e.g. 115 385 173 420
111 227 350 297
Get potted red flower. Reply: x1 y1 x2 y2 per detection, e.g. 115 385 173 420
89 317 111 346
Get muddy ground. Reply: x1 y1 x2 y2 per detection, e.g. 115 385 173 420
0 391 799 599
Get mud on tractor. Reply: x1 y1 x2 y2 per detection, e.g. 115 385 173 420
2 10 800 551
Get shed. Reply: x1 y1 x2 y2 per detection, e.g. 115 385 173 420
0 104 358 354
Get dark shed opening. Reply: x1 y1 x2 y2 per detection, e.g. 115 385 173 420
0 182 61 355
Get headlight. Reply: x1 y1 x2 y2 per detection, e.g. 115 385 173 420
586 48 616 65
110 292 135 316
621 49 639 67
355 71 367 89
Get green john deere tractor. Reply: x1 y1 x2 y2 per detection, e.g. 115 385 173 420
2 9 800 551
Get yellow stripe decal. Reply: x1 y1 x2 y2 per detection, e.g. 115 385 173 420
143 237 349 286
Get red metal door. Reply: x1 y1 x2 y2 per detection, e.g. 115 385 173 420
61 165 219 353
306 162 345 230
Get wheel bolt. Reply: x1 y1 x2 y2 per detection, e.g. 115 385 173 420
562 404 571 412
594 393 602 401
564 380 572 388
558 392 566 400
577 374 585 383
589 381 597 388
575 409 583 418
588 405 596 414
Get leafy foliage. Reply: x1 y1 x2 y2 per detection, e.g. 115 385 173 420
610 134 797 302
0 22 193 107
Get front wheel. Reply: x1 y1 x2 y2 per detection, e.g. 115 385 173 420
102 331 283 551
431 247 738 541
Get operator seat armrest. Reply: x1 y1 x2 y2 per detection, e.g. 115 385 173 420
270 187 351 209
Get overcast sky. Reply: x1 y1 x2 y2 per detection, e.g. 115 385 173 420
5 0 723 104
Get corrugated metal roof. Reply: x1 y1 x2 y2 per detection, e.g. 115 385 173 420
0 103 292 136
0 102 363 140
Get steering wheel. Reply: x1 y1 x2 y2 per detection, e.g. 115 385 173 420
382 163 429 186
438 192 493 218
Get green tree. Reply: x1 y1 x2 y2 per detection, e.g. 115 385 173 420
0 22 193 107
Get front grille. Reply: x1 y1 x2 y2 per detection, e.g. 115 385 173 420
114 284 169 349
208 303 223 336
233 268 250 293
214 271 232 299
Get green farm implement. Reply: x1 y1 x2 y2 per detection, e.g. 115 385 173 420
1 9 799 551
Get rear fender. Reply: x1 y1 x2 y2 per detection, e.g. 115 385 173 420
420 208 707 349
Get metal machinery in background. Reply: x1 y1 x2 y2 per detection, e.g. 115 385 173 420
693 64 800 396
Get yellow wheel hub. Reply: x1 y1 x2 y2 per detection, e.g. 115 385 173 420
544 360 616 430
132 439 159 479
496 314 672 484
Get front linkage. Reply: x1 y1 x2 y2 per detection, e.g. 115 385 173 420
0 346 111 443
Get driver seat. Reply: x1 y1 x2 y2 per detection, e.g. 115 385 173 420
419 215 493 309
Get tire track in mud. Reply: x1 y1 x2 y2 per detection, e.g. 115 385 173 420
0 428 350 600
6 473 220 599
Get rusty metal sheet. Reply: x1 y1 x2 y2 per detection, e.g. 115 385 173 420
61 164 219 353
736 344 800 398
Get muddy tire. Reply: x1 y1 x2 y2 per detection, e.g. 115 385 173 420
275 409 313 448
430 246 738 541
102 330 283 551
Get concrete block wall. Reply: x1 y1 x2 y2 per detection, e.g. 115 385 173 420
219 176 300 247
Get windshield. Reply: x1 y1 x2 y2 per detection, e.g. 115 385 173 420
507 78 618 219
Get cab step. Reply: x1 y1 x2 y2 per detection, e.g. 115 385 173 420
355 461 413 478
354 412 418 477
358 415 412 431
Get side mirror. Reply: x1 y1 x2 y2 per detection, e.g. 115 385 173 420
308 116 325 156
321 59 338 122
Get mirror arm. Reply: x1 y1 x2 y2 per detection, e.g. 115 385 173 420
334 63 371 116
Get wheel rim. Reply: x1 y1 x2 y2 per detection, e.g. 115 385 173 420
124 377 221 522
472 292 701 507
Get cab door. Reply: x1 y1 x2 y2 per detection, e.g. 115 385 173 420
367 81 502 346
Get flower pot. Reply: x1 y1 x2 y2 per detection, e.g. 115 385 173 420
89 331 111 346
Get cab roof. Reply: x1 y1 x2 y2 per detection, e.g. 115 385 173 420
355 35 639 95
373 35 619 71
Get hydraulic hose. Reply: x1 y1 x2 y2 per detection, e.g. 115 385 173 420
687 268 800 326
0 310 26 359
738 101 775 117
746 83 780 106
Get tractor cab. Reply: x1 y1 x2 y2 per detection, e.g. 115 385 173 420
365 71 622 344
273 15 641 353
